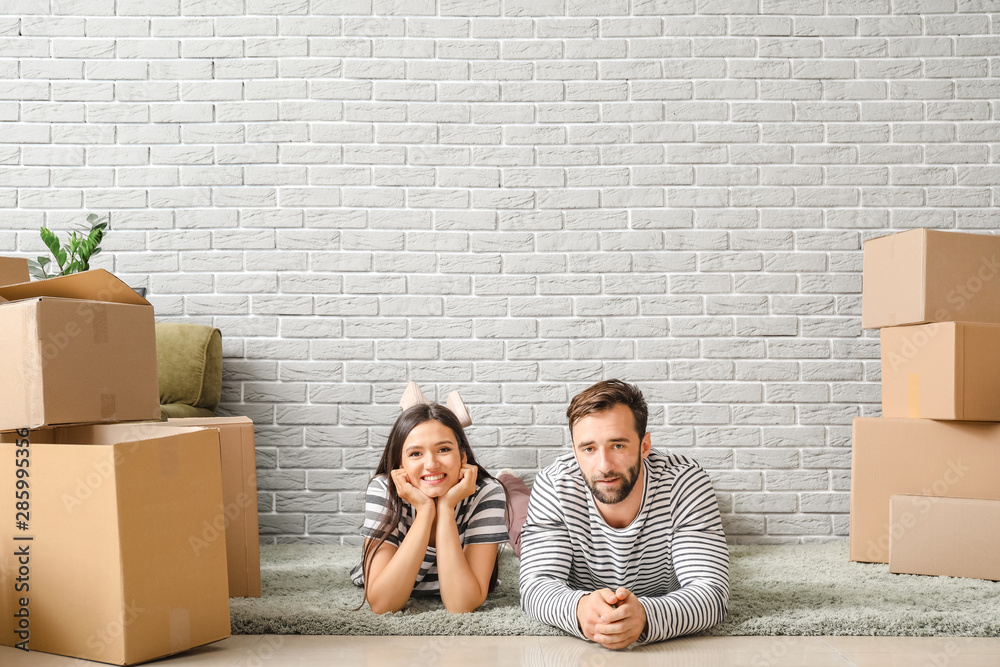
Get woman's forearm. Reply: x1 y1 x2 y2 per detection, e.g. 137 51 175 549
434 505 490 613
365 508 434 613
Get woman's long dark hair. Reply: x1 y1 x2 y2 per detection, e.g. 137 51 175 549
358 402 504 610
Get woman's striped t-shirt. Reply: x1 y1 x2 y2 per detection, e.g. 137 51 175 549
350 474 509 594
518 449 730 645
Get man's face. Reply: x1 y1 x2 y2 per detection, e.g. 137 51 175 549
571 403 651 505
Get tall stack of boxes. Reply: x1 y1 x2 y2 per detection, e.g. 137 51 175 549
853 229 1000 580
0 258 238 664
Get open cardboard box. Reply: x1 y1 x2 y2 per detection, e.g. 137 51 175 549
0 267 160 433
881 321 1000 421
889 495 1000 581
0 422 231 665
862 228 1000 329
850 417 1000 563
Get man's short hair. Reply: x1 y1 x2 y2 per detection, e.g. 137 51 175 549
567 379 648 439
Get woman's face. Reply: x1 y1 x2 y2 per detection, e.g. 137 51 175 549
399 419 466 499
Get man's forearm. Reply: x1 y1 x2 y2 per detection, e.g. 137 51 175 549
634 579 729 644
519 573 589 639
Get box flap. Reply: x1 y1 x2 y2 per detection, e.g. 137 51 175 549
0 257 29 287
0 269 149 307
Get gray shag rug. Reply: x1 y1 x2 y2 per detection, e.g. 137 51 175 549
230 541 1000 637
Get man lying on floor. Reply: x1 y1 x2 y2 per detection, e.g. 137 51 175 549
501 380 730 649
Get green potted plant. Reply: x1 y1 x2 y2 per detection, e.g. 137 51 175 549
26 212 109 280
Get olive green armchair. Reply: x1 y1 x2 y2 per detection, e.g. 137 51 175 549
156 322 223 419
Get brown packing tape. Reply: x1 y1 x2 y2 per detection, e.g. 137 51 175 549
159 439 181 477
93 302 108 344
101 393 116 420
908 374 920 419
170 608 191 654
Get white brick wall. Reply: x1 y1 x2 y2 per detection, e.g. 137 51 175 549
3 1 999 545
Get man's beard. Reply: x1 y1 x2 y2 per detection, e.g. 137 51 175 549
585 459 642 505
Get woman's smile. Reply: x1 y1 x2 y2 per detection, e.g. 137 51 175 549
401 420 465 498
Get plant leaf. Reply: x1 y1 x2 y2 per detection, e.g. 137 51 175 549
26 259 43 279
35 213 110 278
39 228 62 264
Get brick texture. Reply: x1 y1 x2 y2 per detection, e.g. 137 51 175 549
3 1 998 545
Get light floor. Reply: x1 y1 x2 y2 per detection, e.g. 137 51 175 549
3 636 1000 666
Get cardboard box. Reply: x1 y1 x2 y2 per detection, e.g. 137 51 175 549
850 417 1000 563
159 417 261 598
881 322 1000 421
0 257 28 287
0 422 231 665
862 228 1000 329
0 268 160 433
889 495 1000 581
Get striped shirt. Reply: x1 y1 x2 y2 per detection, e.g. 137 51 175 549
350 474 509 594
519 449 730 645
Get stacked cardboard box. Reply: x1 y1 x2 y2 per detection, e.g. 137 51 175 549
854 229 1000 580
0 261 235 664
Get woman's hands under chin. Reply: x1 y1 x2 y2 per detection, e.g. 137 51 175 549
439 463 478 511
390 468 436 516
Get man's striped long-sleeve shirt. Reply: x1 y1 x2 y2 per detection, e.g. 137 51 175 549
518 449 730 645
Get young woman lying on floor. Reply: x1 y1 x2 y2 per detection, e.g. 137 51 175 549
350 390 510 614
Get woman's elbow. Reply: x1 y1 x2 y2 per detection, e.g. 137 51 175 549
367 596 405 615
443 601 482 614
443 593 487 615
